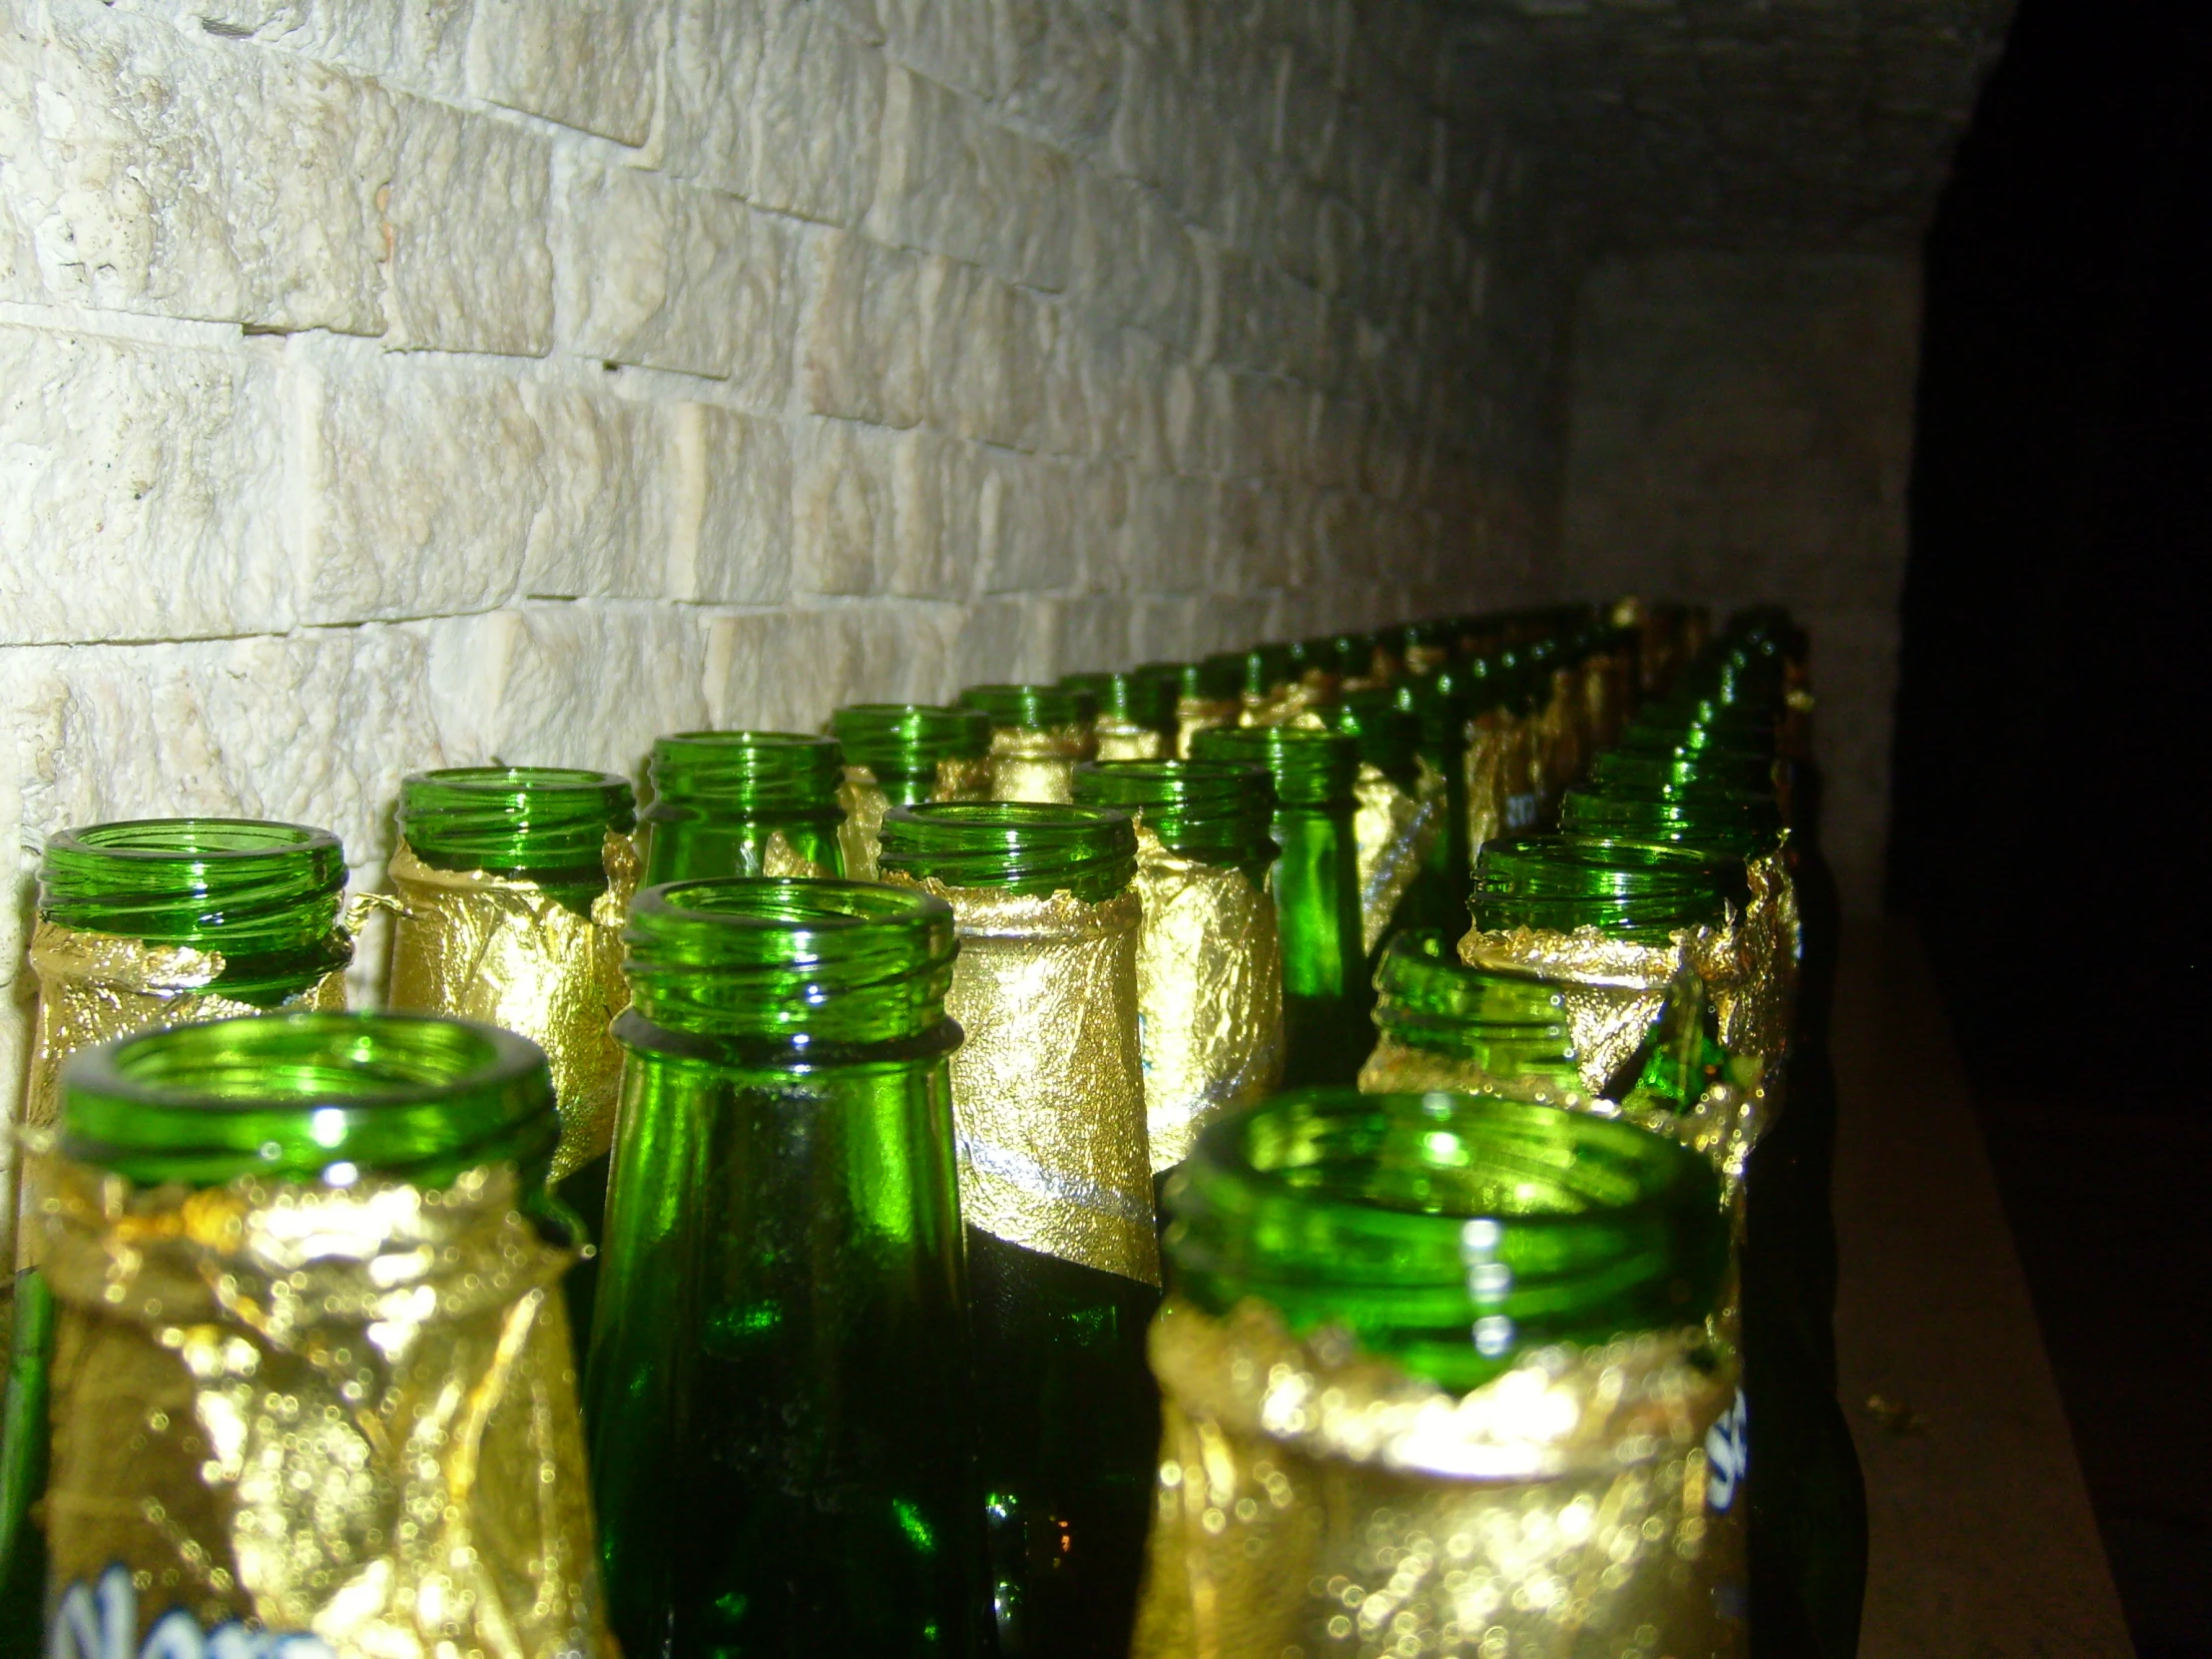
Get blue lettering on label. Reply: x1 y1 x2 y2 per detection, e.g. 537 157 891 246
1704 1387 1749 1512
49 1567 335 1659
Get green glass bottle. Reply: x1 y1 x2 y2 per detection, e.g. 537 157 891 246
831 704 996 808
1072 761 1285 1172
1189 726 1369 1087
34 1011 608 1655
874 804 1157 1659
1135 1089 1741 1657
586 878 979 1657
959 684 1098 805
1143 659 1241 758
1394 668 1473 931
1316 689 1436 959
1472 833 1744 942
639 731 846 883
389 766 637 1347
1061 670 1177 762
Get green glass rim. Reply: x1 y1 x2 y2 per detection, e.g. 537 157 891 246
1558 787 1783 856
1059 670 1176 732
622 877 958 1048
645 731 844 818
830 704 992 776
1190 725 1360 808
876 801 1137 901
59 1011 558 1190
39 819 347 951
1073 760 1278 869
958 682 1094 732
1374 931 1569 1033
399 766 636 877
1164 1087 1728 1387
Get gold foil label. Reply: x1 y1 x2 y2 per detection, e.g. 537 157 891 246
1132 1299 1744 1659
1352 762 1439 957
1694 849 1801 1059
1094 720 1169 762
932 754 994 802
761 829 834 880
384 833 636 1182
1173 697 1240 758
17 922 348 1272
1130 828 1285 1172
988 725 1093 806
1462 714 1506 859
837 767 889 882
886 875 1159 1285
33 1155 612 1658
1238 685 1329 730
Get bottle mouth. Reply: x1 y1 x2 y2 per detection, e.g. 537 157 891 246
1164 1088 1728 1389
60 1012 558 1189
399 767 636 877
1558 788 1783 857
623 877 958 1044
831 704 993 775
959 683 1095 732
41 819 348 950
1190 726 1361 807
1073 760 1278 867
646 732 845 813
876 801 1137 900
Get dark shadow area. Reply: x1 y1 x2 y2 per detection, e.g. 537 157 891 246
1895 1 2212 1652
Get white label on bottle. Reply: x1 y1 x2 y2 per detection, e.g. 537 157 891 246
50 1567 335 1659
1704 1387 1749 1512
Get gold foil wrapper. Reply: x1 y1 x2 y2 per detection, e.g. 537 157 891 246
1174 697 1241 758
1458 924 1772 1198
1352 762 1440 957
1462 714 1507 858
1132 1299 1746 1659
384 833 636 1183
838 760 994 880
17 922 348 1272
33 1152 611 1658
1239 684 1330 731
1692 849 1801 1060
886 874 1159 1286
988 725 1094 805
1095 719 1169 762
1129 828 1285 1172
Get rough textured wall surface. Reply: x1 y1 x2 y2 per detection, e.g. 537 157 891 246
1558 252 1923 914
0 0 1579 1151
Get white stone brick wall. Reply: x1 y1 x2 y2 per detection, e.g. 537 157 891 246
2 0 1576 1192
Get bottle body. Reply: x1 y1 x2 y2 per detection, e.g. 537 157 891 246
875 805 1159 1659
588 882 977 1658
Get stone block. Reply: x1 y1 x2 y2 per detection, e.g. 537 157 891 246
426 602 709 774
749 3 884 227
565 166 792 398
992 0 1121 151
801 230 924 427
293 348 540 622
977 450 1076 595
1125 471 1211 595
516 380 680 601
663 0 777 196
4 2 393 332
791 416 894 596
949 595 1052 685
676 403 794 605
925 262 1050 450
386 96 553 356
877 0 996 98
1049 593 1139 675
1067 458 1132 593
466 0 658 147
886 428 984 601
0 324 290 644
1085 326 1170 470
1126 593 1201 665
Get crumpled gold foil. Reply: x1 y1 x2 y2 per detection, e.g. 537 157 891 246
1353 762 1439 956
1458 924 1772 1197
1095 719 1169 762
1462 714 1507 857
384 833 636 1182
1132 1298 1745 1659
1174 697 1241 758
16 921 349 1272
838 767 889 882
760 829 834 879
32 1151 611 1658
989 725 1093 805
1691 849 1801 1060
1239 684 1330 731
1129 828 1285 1172
884 874 1159 1286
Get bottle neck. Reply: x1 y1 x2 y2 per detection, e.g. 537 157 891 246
876 802 1138 900
1190 726 1360 811
399 768 636 886
1162 1088 1728 1390
1472 834 1739 940
959 683 1094 734
1060 671 1176 734
645 732 843 820
831 704 992 795
58 1011 559 1190
622 877 957 1049
1072 760 1277 876
39 819 347 958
